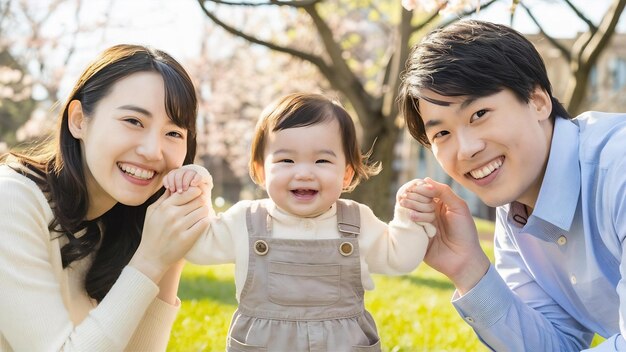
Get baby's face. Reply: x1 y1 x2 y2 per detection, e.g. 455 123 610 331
260 119 352 218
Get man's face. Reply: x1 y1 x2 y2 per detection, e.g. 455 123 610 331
417 88 554 208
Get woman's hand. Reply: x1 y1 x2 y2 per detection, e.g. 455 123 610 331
129 186 209 283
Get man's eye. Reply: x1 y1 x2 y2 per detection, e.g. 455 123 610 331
432 130 449 140
470 109 488 122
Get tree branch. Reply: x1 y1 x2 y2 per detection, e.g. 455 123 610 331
436 0 499 29
521 2 571 61
202 0 321 7
411 2 445 33
196 0 329 73
563 0 597 33
302 2 376 124
580 0 626 65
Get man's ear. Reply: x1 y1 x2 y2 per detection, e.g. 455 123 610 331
67 100 86 139
529 86 552 122
342 166 355 189
252 162 266 188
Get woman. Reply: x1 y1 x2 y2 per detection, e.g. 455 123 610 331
0 44 209 351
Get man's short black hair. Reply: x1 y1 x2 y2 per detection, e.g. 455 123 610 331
399 20 570 146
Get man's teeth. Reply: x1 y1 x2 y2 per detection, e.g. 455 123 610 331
470 159 502 179
118 163 155 180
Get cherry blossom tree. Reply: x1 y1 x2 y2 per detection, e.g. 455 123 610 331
195 0 497 218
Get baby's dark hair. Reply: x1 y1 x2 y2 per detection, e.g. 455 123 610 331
249 93 381 192
399 20 570 147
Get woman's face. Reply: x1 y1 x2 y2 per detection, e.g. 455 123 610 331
69 71 189 219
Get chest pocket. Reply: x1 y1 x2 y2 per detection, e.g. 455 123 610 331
267 261 341 306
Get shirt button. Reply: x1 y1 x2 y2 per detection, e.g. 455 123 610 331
303 220 314 230
557 236 567 246
465 317 474 323
570 275 577 285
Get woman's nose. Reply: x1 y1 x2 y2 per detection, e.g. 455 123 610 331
136 134 164 161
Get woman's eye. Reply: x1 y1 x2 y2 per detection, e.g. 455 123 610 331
167 131 185 139
470 109 488 122
124 117 143 127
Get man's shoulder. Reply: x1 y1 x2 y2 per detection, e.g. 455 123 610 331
573 111 626 136
571 112 626 166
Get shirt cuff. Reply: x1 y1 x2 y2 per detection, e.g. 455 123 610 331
452 264 512 329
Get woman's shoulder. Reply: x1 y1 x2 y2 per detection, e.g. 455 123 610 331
0 164 51 215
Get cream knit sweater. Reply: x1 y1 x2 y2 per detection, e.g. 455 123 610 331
0 165 179 351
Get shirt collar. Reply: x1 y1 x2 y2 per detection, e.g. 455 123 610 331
523 117 581 231
266 200 337 225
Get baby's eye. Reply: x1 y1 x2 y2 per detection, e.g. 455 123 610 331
316 159 331 164
278 159 294 163
470 109 488 123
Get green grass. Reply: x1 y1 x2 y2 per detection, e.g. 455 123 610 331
168 258 492 352
167 218 604 351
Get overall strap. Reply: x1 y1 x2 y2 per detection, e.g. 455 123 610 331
336 199 360 238
245 201 271 238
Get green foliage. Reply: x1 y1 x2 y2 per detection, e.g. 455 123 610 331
167 227 604 351
168 241 496 351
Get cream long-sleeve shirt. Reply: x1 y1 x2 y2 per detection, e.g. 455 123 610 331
0 165 179 352
184 166 436 301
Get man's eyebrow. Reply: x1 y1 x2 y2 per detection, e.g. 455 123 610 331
424 119 441 130
420 96 479 131
420 95 478 110
420 95 452 106
459 96 478 110
118 105 152 117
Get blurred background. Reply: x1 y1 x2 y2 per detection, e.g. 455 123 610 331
2 0 626 221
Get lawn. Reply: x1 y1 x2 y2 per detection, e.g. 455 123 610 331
166 219 604 351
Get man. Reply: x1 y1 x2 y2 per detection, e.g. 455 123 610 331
398 20 626 351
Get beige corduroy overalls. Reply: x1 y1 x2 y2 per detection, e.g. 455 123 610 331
226 200 381 352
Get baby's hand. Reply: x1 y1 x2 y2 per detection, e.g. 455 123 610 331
163 167 208 194
397 178 437 223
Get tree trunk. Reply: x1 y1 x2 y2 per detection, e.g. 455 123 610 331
347 112 399 221
563 66 591 116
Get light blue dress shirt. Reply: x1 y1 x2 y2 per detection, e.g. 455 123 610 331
452 112 626 351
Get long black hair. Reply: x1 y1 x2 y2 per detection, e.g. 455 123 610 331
5 44 198 301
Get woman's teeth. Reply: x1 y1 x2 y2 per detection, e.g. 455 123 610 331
118 163 155 180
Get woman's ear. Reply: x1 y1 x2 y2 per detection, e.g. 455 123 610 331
529 86 552 121
67 100 86 139
342 166 355 189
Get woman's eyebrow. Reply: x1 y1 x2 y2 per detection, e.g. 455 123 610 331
117 105 152 117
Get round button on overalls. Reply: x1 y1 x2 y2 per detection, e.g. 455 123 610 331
254 240 269 255
339 242 353 256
